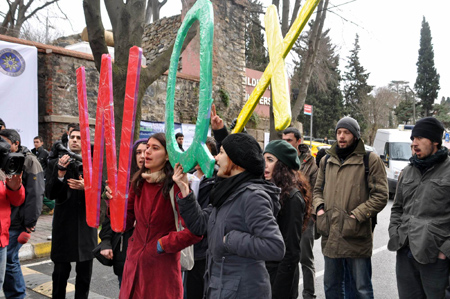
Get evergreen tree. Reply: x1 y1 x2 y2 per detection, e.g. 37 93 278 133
245 0 268 71
414 17 440 117
343 34 373 133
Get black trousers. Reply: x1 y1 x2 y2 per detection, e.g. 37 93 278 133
186 258 207 299
52 260 93 299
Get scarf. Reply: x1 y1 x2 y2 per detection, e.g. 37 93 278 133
336 139 359 162
141 170 165 183
210 171 261 208
409 146 448 174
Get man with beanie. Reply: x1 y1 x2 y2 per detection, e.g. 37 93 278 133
282 127 318 299
313 116 388 298
388 117 450 298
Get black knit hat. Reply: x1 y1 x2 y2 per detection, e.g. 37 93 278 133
336 117 360 139
411 117 444 144
222 133 264 176
264 140 300 170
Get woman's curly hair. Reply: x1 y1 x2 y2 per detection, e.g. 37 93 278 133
271 161 311 232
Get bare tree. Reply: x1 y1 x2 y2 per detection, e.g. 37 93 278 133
290 0 329 121
144 0 168 25
0 0 62 37
361 87 398 144
83 0 196 153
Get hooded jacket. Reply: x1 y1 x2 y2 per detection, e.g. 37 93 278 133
10 146 44 230
313 139 388 258
178 179 285 299
388 154 450 264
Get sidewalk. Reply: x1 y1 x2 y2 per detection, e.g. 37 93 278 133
19 214 53 261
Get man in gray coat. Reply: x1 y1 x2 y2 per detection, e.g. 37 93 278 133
388 117 450 298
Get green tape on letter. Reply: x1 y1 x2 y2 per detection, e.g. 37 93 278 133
165 0 215 178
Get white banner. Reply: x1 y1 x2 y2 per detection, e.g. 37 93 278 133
0 41 38 150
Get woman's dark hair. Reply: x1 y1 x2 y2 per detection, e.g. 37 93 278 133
130 141 147 176
271 161 311 232
130 133 174 199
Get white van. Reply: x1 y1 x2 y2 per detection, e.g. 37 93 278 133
373 129 412 199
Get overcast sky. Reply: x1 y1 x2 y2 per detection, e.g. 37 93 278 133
39 0 450 101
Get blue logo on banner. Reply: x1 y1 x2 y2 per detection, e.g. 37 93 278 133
445 133 449 143
0 48 26 77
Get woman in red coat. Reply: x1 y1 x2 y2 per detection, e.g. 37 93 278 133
119 133 201 299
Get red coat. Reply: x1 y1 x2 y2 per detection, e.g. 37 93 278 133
0 181 25 247
119 182 202 299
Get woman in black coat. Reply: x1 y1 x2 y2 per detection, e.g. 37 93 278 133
173 133 285 299
263 140 312 299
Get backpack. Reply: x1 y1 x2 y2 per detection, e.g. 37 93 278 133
321 151 377 232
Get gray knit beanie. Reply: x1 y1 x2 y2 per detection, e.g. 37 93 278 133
335 117 360 139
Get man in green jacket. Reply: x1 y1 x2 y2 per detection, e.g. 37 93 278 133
313 117 388 298
388 117 450 298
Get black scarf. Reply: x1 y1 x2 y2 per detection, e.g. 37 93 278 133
409 146 448 174
210 171 261 208
336 139 359 162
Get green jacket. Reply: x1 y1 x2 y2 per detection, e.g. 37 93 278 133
388 155 450 264
313 139 388 258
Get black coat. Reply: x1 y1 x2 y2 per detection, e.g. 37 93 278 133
99 213 134 277
178 180 285 299
31 146 49 174
46 159 97 262
266 188 305 299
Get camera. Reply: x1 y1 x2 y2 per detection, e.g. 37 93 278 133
0 137 24 175
54 142 83 178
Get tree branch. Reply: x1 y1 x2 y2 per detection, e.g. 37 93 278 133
83 0 109 71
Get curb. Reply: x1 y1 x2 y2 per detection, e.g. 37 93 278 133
19 241 52 261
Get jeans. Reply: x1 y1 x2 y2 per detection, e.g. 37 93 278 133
3 229 26 299
396 246 449 299
300 219 316 298
324 256 373 299
0 246 7 290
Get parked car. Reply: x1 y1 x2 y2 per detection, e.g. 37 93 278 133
373 129 412 199
303 140 331 157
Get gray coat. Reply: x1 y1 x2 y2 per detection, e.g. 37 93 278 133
178 180 285 299
388 156 450 264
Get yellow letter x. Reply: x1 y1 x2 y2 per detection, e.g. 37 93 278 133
232 0 320 133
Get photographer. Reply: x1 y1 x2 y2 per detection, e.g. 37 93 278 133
0 137 25 290
46 127 97 299
0 129 44 298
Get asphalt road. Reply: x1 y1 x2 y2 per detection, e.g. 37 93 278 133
17 201 398 299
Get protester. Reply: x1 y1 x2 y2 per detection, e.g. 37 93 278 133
388 117 450 298
184 136 217 299
313 117 388 298
282 127 318 299
176 132 185 152
31 136 49 173
0 129 44 299
46 123 77 180
0 137 25 290
99 139 146 287
174 133 285 299
119 133 201 299
46 127 97 299
263 140 311 299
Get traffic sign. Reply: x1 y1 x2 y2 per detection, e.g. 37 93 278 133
304 104 312 115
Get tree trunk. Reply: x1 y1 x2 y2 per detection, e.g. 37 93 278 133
290 0 302 28
281 0 289 37
84 0 197 155
291 0 328 120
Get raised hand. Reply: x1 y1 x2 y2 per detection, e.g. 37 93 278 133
5 173 22 191
172 163 190 198
210 104 224 131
